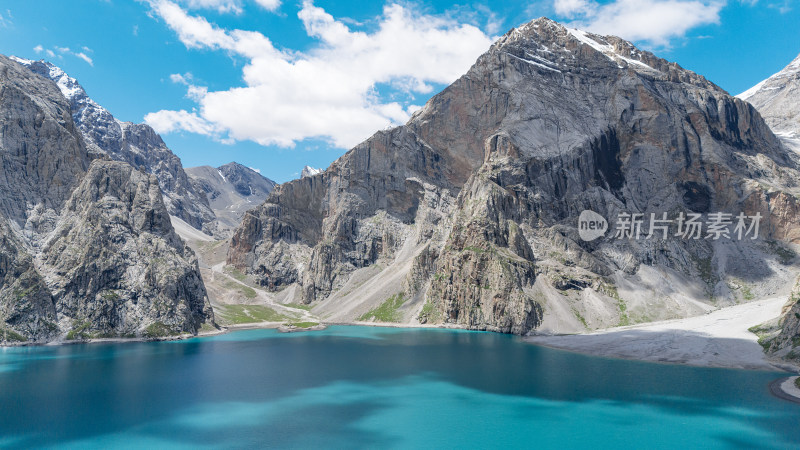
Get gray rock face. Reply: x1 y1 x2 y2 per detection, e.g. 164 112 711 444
229 18 800 335
738 53 800 138
741 53 800 361
0 55 213 343
186 162 276 234
39 160 213 337
10 57 217 235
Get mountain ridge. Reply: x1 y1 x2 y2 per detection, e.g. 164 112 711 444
10 56 219 235
186 162 276 235
228 17 800 335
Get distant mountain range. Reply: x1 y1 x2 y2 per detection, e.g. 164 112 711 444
186 162 276 234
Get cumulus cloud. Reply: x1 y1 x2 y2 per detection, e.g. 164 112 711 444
144 0 494 148
143 109 217 135
554 0 724 47
253 0 280 11
33 44 44 53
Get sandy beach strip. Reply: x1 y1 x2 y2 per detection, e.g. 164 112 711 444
526 297 798 371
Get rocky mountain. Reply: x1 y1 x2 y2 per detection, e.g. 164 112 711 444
740 53 800 362
9 57 218 235
229 18 800 335
301 166 324 178
738 53 800 141
186 162 276 234
0 54 213 343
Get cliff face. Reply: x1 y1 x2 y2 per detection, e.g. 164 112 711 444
228 19 800 335
741 53 800 361
10 57 217 235
0 55 213 343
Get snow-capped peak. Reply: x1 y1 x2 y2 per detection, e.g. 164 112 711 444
301 166 323 178
737 52 800 100
11 56 89 103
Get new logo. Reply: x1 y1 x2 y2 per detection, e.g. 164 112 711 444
578 210 607 241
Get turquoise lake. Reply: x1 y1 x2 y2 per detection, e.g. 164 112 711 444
0 326 798 449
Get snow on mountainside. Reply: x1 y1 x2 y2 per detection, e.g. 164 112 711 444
738 53 800 141
9 56 217 234
186 162 276 235
301 165 324 178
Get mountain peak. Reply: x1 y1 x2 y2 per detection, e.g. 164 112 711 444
301 165 323 178
739 51 800 139
10 56 89 104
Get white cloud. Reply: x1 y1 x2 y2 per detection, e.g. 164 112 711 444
248 166 261 173
0 10 10 28
182 0 242 14
75 52 94 66
553 0 595 17
38 45 94 65
253 0 281 11
177 0 281 14
145 0 494 148
554 0 724 47
143 109 217 135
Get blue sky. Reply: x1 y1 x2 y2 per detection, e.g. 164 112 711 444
1 0 798 183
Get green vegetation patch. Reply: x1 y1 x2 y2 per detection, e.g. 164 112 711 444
358 293 406 323
66 320 92 341
418 298 442 324
224 280 257 299
285 303 312 311
748 324 776 352
224 266 248 282
740 283 755 301
216 304 288 324
795 377 800 390
1 327 27 343
143 322 180 338
766 240 796 265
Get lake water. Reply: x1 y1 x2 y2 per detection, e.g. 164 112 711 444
0 326 798 449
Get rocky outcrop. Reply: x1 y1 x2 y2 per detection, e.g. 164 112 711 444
186 162 276 234
0 219 57 342
38 160 212 337
761 276 800 362
0 55 213 343
10 57 217 235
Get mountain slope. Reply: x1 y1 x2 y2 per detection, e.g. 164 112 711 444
10 57 217 235
740 52 800 363
229 18 800 335
0 55 213 343
186 162 276 234
738 53 800 140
